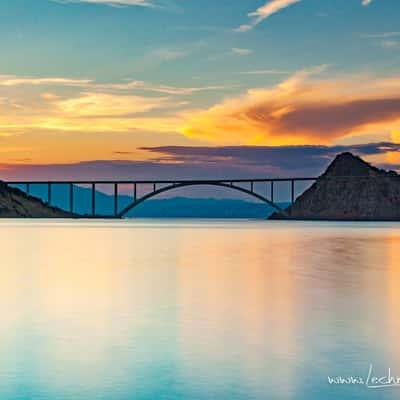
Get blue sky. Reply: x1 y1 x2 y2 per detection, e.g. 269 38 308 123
1 0 397 83
0 0 399 179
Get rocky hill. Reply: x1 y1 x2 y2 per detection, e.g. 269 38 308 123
270 152 400 221
0 182 74 218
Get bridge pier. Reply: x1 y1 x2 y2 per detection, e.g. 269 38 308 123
47 183 52 205
270 181 274 203
291 180 295 205
114 183 119 217
92 183 96 217
69 183 74 213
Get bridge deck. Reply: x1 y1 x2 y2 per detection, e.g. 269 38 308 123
5 178 318 185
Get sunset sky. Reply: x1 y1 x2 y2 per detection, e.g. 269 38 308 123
0 0 399 180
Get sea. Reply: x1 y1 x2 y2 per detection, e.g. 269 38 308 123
0 219 399 400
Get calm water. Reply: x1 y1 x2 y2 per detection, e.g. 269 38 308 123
1 219 400 400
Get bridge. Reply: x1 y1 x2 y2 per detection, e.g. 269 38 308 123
6 178 318 218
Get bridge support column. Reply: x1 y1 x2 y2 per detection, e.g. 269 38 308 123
270 181 274 203
69 183 74 213
291 180 295 204
114 183 118 217
92 183 96 217
47 183 52 205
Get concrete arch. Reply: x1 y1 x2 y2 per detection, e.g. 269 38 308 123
118 181 285 218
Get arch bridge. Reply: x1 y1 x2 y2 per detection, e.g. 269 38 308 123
6 178 317 218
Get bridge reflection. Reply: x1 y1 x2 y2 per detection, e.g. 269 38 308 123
5 178 317 218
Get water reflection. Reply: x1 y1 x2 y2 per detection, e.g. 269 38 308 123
0 220 399 399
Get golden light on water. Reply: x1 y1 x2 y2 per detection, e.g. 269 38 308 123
1 221 400 398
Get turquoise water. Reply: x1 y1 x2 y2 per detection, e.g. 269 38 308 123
0 220 400 400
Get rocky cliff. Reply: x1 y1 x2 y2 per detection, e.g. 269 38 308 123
270 152 400 221
0 182 74 218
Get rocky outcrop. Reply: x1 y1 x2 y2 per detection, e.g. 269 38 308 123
270 152 400 221
0 182 74 218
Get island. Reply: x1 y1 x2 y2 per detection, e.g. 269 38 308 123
270 152 400 221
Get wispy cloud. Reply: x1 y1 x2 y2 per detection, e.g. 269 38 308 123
147 48 187 61
361 32 400 49
236 0 377 32
235 0 302 32
240 69 290 75
53 0 154 7
380 40 399 48
231 47 253 56
361 32 400 39
131 47 190 72
108 81 226 95
57 92 168 117
0 73 226 95
0 75 92 87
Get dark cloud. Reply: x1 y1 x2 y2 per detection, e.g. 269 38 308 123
1 142 399 182
141 142 400 173
273 98 400 137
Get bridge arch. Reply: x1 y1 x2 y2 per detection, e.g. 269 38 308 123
118 181 285 218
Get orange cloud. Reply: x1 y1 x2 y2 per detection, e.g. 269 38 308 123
181 68 400 145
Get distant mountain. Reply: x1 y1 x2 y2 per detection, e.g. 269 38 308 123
270 152 400 220
0 183 72 218
123 197 283 218
9 183 282 218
